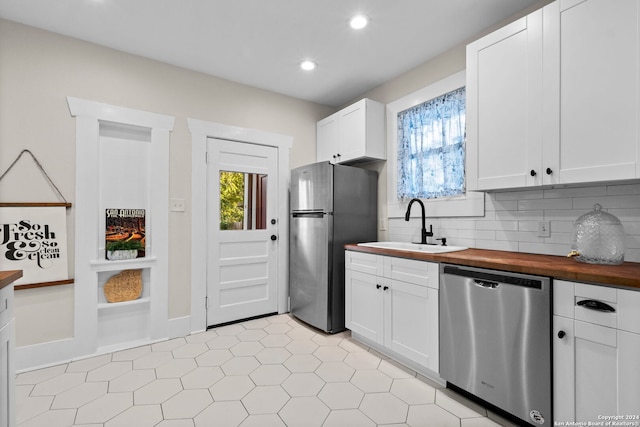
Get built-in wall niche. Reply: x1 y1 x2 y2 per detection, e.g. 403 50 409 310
97 268 151 351
68 97 174 358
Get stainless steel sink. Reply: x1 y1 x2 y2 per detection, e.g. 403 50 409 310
357 241 468 254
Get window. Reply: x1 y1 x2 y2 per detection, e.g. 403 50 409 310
397 86 466 199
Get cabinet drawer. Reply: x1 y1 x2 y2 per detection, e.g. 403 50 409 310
345 251 382 276
0 285 13 330
383 257 439 289
574 283 617 328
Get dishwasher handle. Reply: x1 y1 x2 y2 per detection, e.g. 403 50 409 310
577 299 616 313
474 280 500 289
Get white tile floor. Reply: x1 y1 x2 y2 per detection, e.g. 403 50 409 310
16 314 518 427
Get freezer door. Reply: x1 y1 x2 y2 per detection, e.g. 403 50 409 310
289 212 331 331
290 162 333 212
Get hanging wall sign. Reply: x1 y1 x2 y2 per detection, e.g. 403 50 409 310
0 206 69 286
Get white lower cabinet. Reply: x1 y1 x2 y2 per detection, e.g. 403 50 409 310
345 251 439 373
0 283 15 427
553 280 640 423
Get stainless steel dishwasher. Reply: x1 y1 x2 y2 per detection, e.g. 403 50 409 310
439 264 551 426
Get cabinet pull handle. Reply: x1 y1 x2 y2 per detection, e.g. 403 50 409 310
383 286 389 291
577 299 615 313
376 284 381 289
546 167 553 175
530 170 537 177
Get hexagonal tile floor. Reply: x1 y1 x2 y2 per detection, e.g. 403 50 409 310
16 314 518 426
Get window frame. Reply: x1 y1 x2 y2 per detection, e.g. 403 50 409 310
386 70 484 218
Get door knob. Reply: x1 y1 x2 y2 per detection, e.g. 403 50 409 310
270 235 277 241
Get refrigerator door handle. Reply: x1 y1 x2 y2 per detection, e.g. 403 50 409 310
292 211 327 218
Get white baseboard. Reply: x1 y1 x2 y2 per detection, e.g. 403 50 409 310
168 315 191 339
16 337 75 373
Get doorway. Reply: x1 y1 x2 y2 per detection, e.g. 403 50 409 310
188 118 292 334
206 138 278 326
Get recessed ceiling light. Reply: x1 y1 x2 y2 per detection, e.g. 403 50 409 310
349 14 368 30
299 60 317 71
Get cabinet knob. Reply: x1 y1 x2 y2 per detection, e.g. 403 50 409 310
558 330 566 339
546 168 553 175
376 284 381 289
270 235 277 241
383 286 389 291
530 170 537 177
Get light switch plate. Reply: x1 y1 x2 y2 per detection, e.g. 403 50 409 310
170 198 186 212
537 220 550 237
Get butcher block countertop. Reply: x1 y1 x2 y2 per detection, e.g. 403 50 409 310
0 270 22 290
345 245 640 290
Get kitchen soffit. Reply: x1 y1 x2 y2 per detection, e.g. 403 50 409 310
0 0 542 107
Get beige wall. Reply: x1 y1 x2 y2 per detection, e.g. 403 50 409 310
0 19 334 346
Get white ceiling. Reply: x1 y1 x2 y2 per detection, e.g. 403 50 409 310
0 0 541 107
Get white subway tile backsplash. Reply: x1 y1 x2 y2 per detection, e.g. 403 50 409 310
518 198 572 211
573 195 640 210
519 242 570 257
495 190 543 200
543 186 606 199
475 239 518 251
494 210 543 222
607 183 640 195
386 184 640 263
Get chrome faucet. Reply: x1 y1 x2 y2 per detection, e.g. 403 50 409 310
404 198 433 244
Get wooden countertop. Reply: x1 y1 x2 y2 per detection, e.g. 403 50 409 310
0 270 23 290
345 245 640 290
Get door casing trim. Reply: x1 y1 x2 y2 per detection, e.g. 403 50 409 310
188 118 292 333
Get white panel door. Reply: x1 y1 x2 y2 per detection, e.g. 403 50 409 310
544 0 640 184
384 279 438 371
207 138 279 326
345 269 384 344
467 9 543 190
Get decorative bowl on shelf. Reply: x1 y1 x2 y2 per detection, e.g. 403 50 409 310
106 249 138 261
104 269 142 303
105 239 143 261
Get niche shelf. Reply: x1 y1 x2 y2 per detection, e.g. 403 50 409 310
68 97 175 357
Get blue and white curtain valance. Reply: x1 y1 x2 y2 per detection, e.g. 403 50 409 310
397 86 466 200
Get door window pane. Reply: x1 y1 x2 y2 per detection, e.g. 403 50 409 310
219 171 267 230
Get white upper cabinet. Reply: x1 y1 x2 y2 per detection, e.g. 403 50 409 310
468 0 640 191
316 98 385 164
467 9 543 190
544 0 640 184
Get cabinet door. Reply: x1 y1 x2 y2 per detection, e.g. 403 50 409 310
555 318 622 423
337 100 367 163
553 315 575 423
467 9 543 191
544 0 640 184
0 320 15 427
345 269 383 344
316 113 338 163
618 329 640 415
384 279 438 371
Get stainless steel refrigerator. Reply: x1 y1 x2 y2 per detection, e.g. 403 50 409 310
289 161 377 333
